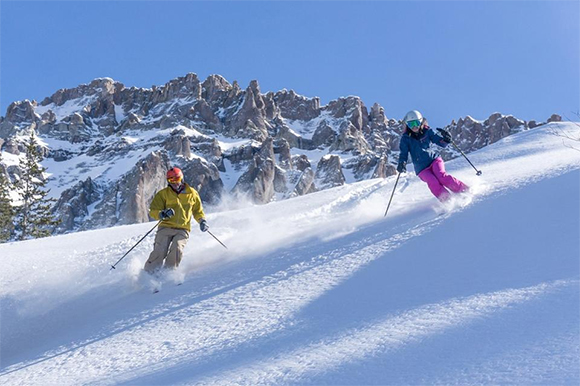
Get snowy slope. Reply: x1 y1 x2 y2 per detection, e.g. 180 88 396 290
0 123 579 385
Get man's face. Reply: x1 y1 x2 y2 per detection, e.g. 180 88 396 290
168 177 183 190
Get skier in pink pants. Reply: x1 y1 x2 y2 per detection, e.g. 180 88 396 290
397 110 469 202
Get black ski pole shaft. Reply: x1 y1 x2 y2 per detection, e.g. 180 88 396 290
384 172 401 217
110 220 161 270
450 140 482 176
207 230 228 250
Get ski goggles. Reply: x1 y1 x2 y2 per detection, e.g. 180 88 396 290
167 176 183 184
406 119 422 129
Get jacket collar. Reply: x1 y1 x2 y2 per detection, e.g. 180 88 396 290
407 125 430 138
169 182 186 194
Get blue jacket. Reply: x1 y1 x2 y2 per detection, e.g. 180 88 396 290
398 126 449 175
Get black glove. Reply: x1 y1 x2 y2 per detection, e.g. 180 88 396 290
199 219 209 232
397 161 407 173
159 208 175 220
437 128 452 143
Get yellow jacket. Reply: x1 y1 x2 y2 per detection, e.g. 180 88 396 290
149 183 205 232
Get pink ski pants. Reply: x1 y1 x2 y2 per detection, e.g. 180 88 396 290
418 157 469 201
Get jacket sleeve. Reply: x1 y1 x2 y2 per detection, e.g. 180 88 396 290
149 190 166 220
398 135 410 165
430 128 449 148
191 190 206 223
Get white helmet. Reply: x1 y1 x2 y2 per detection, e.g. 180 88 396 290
403 110 424 129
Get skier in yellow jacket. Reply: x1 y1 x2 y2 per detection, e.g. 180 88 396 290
144 167 209 273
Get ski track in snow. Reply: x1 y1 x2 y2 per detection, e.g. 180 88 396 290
0 123 579 385
192 280 578 386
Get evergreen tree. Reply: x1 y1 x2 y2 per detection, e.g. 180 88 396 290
13 132 60 240
0 152 15 242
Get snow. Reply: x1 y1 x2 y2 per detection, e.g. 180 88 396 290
0 150 20 168
114 104 126 124
34 96 97 122
463 115 485 123
0 123 579 385
213 135 255 152
120 136 141 145
220 158 246 192
284 111 334 140
40 146 161 198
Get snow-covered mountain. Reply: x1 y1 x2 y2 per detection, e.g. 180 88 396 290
0 122 578 385
0 73 563 234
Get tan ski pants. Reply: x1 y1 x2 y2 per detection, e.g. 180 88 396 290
144 227 189 273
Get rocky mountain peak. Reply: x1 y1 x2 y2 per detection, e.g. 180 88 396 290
202 74 233 102
5 100 38 124
272 89 320 121
151 73 202 103
40 77 122 108
248 79 261 94
370 103 388 124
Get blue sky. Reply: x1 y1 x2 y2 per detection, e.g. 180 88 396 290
1 1 578 127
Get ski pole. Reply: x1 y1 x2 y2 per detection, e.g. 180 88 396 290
450 139 482 176
384 172 401 217
207 230 228 250
110 220 161 270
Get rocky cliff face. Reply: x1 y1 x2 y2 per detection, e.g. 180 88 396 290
0 72 561 234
